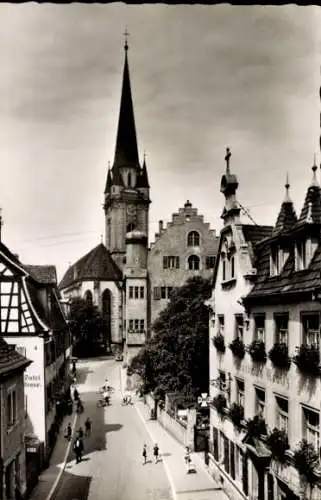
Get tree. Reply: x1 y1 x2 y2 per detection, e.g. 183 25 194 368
128 276 212 399
69 297 103 357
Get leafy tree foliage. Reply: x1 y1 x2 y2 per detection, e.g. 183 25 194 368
128 276 212 399
68 297 103 357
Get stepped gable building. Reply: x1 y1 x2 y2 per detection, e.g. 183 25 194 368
0 337 31 499
149 200 219 325
59 39 219 363
0 241 72 463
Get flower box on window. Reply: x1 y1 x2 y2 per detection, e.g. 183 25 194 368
229 337 246 360
212 334 225 353
268 342 291 370
249 340 267 363
293 440 320 487
229 402 244 428
246 415 267 438
294 344 320 376
266 428 290 464
212 394 227 416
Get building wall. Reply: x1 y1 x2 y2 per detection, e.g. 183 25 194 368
209 226 321 499
1 370 27 498
62 280 123 345
4 336 45 444
149 204 218 325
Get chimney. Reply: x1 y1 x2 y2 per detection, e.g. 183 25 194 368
159 220 163 233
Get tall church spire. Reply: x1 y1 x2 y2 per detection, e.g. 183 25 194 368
113 34 140 170
220 147 240 226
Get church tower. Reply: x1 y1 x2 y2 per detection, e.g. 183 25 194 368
104 36 151 271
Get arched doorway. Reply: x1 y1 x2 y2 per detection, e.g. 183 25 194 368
102 289 112 352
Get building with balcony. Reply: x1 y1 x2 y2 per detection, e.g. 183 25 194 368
209 153 321 500
0 241 72 464
149 201 219 326
0 337 31 500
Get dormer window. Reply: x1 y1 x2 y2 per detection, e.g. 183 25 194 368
295 237 318 271
270 245 289 276
296 240 307 270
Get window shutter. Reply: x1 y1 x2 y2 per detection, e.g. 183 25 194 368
153 287 161 300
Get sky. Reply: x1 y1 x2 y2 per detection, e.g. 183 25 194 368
0 3 320 281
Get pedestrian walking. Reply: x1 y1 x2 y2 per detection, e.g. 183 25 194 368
73 387 79 401
65 422 72 441
142 444 147 465
184 446 191 465
73 437 83 464
78 426 84 439
153 443 159 464
85 417 91 437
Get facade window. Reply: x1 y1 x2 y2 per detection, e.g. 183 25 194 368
235 315 244 341
187 231 200 247
302 407 319 450
222 257 226 281
270 245 281 276
275 314 289 345
140 319 145 331
188 255 200 271
128 172 132 187
129 319 134 330
206 256 216 269
140 286 144 299
153 286 177 300
134 319 139 331
7 389 17 428
255 387 266 418
231 256 235 278
254 315 265 342
134 287 139 299
129 286 134 299
235 446 243 484
302 314 320 347
126 223 135 232
296 240 307 271
236 379 245 407
218 315 225 336
163 256 180 269
275 396 288 433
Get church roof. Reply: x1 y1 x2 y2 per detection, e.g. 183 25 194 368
23 265 57 284
104 168 112 194
0 337 32 379
59 243 122 290
136 157 150 188
113 41 140 171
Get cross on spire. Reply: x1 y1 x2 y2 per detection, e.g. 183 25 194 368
124 28 130 51
225 147 231 175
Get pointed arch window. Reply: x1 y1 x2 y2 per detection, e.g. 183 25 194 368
187 231 200 247
84 290 93 303
188 255 200 271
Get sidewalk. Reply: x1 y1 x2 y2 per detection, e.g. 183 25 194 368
28 411 77 500
135 400 226 500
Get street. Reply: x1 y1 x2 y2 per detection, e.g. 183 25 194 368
52 358 173 500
